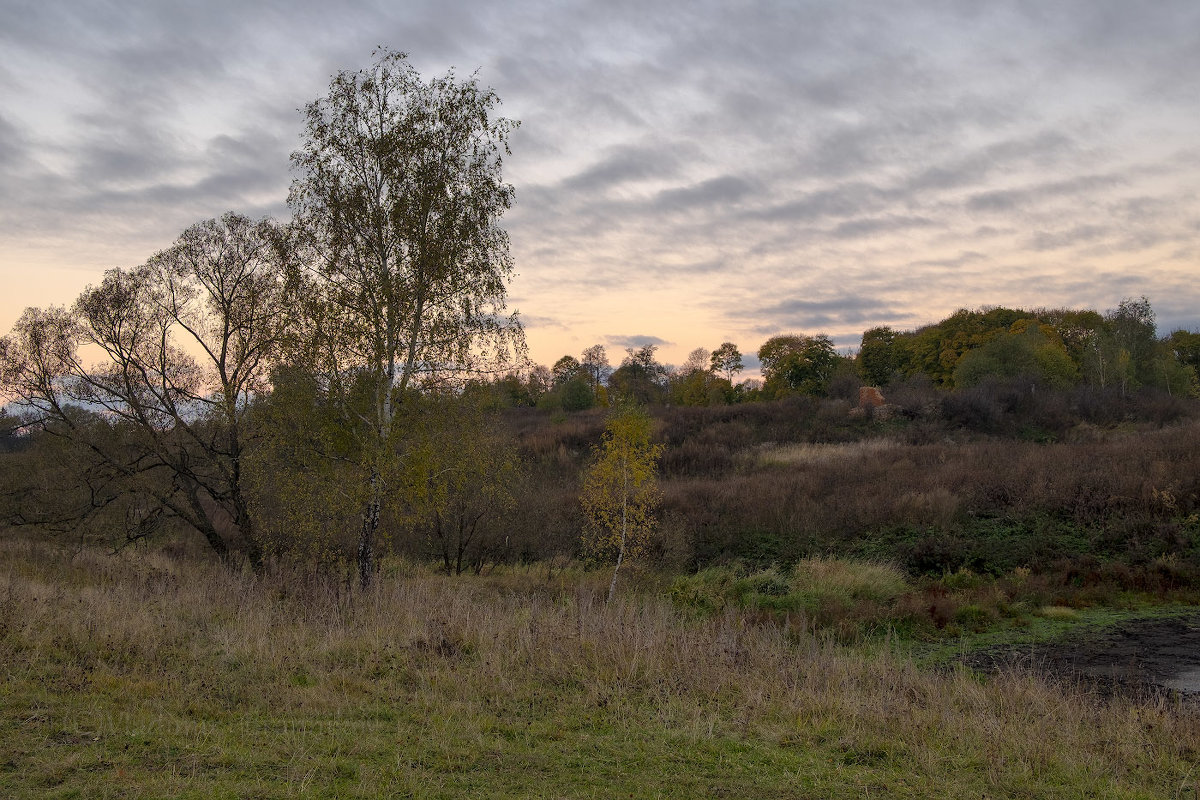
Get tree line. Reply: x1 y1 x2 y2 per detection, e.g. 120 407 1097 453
472 297 1198 413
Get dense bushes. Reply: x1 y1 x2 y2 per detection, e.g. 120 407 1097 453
493 388 1200 582
4 381 1199 585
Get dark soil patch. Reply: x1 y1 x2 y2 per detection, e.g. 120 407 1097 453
962 613 1200 701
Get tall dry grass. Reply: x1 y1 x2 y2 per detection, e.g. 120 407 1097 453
2 536 1199 797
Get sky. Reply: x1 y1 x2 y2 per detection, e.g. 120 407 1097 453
2 1 1199 376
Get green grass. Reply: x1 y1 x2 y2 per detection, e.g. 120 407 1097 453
3 538 1200 798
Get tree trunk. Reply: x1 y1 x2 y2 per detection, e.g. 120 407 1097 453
607 461 629 604
358 470 382 590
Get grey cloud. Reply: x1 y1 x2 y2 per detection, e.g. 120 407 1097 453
607 334 671 349
655 175 754 211
516 314 567 331
752 182 887 224
907 252 987 269
899 131 1075 194
967 174 1125 213
752 296 902 329
831 215 936 240
1027 225 1110 251
561 144 684 192
4 0 1200 350
0 113 28 171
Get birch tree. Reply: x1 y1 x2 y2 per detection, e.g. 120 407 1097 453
580 405 663 603
288 48 523 588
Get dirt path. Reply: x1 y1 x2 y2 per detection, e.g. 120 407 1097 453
962 613 1200 700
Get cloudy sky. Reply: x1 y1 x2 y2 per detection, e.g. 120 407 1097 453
2 1 1199 374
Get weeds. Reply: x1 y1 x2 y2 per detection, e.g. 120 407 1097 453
4 537 1200 798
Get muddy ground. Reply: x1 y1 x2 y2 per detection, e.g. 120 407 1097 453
961 613 1200 701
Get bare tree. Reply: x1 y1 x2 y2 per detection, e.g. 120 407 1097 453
0 213 287 567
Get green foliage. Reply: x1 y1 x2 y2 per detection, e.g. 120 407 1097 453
858 326 898 386
854 299 1197 397
709 341 744 384
551 355 582 385
560 375 596 411
670 366 730 407
401 398 522 574
1169 329 1200 375
758 333 838 397
1153 338 1198 397
244 366 370 567
580 343 611 390
1105 296 1157 388
670 558 913 640
607 345 667 405
953 319 1078 389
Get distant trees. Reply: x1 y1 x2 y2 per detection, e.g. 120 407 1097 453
710 342 744 384
858 326 899 387
552 355 582 385
581 344 612 392
608 344 668 404
1169 330 1200 376
758 334 838 398
547 355 593 410
287 48 523 587
853 298 1196 396
953 320 1077 389
666 347 726 406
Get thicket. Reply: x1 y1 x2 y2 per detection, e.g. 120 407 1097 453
496 383 1200 589
4 376 1199 586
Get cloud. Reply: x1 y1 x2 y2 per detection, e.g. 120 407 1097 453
2 0 1200 369
831 215 937 240
1027 225 1111 252
517 314 568 331
906 251 987 269
561 143 683 192
966 174 1125 213
607 334 671 350
654 175 754 211
750 182 887 224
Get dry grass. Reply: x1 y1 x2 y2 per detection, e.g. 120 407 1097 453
2 536 1200 798
755 439 900 467
789 556 910 605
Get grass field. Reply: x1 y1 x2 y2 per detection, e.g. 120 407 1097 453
3 537 1199 799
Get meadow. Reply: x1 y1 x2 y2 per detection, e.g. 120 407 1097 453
3 533 1200 799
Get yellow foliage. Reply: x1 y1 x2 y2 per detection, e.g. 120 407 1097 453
579 405 663 599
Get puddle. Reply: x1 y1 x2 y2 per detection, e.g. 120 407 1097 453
961 613 1200 700
1164 668 1200 695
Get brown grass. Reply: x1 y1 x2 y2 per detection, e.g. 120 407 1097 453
3 536 1200 797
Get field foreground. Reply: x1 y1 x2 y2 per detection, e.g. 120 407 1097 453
2 538 1200 799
